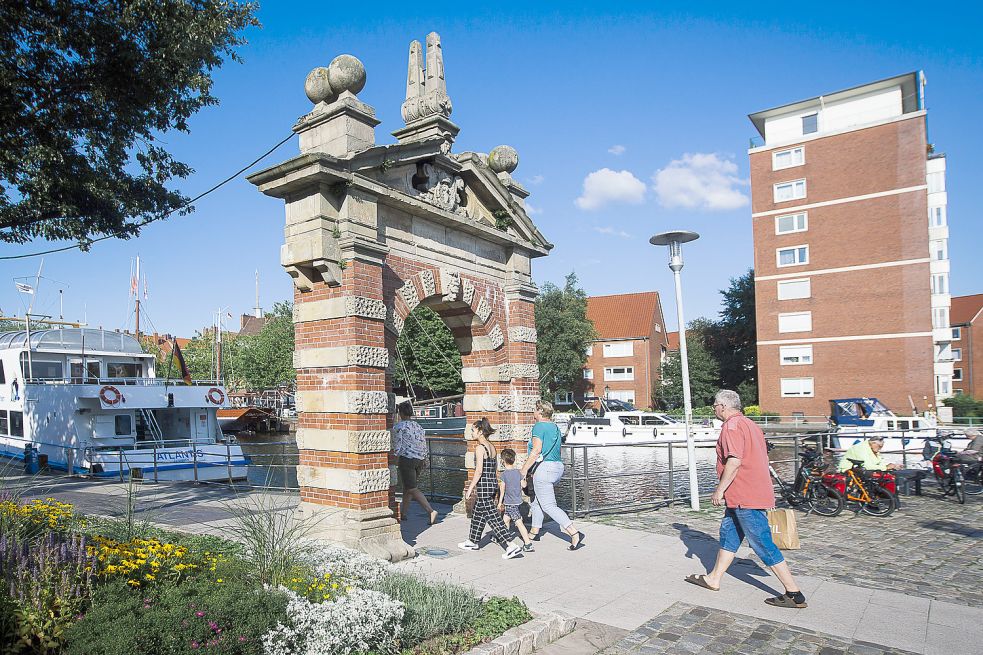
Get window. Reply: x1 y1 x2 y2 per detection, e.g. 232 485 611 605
108 362 141 378
554 391 574 405
604 366 635 381
603 342 633 358
585 344 593 357
953 368 963 381
607 390 635 404
930 206 946 227
10 411 23 437
781 378 814 397
777 278 811 300
953 348 962 362
774 179 806 203
801 113 818 135
779 312 812 333
932 307 949 329
931 239 948 261
931 273 948 295
936 375 950 395
954 389 964 396
654 323 662 332
952 327 962 340
780 345 813 365
775 212 808 235
927 171 945 193
0 412 7 435
70 361 101 383
115 414 133 436
936 344 952 361
583 369 594 380
773 147 805 170
0 361 4 384
19 356 63 379
777 245 809 267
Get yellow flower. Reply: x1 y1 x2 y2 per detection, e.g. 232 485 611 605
127 580 140 587
144 574 155 581
215 579 223 583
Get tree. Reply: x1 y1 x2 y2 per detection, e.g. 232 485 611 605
393 306 463 398
535 272 597 400
656 320 721 410
231 301 295 390
715 268 757 403
0 0 259 245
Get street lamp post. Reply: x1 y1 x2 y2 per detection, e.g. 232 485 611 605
649 230 701 510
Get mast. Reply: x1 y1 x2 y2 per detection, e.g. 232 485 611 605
24 259 44 379
254 269 261 318
134 255 141 338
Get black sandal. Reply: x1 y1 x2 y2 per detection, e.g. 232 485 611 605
568 531 585 551
764 593 807 609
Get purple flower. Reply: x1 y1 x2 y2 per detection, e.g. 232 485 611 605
195 610 205 617
191 641 200 649
238 636 248 643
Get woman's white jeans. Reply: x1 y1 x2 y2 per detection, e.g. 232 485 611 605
530 461 572 531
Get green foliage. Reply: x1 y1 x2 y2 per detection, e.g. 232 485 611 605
371 573 483 648
715 269 757 398
535 273 597 399
473 597 531 640
64 579 288 655
231 302 296 391
222 494 317 587
394 306 464 397
743 405 761 417
492 209 512 231
656 322 721 410
0 0 260 245
943 395 983 417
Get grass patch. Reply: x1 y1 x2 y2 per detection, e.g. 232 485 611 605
393 595 531 655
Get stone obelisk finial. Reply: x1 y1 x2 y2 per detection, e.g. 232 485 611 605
393 32 459 150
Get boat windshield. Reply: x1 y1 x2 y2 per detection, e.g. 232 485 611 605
605 399 637 412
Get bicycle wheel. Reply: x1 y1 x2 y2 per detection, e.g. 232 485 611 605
963 464 983 496
860 485 897 517
951 469 966 504
807 482 844 517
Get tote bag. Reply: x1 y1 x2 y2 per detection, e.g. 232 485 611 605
767 508 801 550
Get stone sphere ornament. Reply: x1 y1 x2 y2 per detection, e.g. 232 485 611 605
327 54 367 96
304 67 335 104
487 145 519 174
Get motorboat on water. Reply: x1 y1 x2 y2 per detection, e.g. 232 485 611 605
412 398 466 436
564 398 720 446
829 397 969 456
0 328 247 481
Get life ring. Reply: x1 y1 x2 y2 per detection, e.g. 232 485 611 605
571 425 578 435
99 385 123 405
652 427 659 438
206 387 225 405
622 427 628 438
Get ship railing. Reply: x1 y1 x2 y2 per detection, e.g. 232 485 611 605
24 377 224 387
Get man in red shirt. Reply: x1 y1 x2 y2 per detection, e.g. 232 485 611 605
685 389 807 609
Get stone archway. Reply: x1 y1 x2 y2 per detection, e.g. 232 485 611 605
248 33 549 561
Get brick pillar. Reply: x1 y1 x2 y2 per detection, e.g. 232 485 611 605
293 258 414 562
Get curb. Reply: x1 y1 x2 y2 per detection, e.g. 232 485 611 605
464 610 577 655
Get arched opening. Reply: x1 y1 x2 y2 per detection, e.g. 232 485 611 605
392 305 463 402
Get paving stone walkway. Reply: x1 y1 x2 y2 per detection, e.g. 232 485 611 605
587 493 983 608
602 602 919 655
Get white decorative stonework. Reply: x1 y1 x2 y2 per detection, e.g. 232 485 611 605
498 363 539 381
440 270 461 301
399 280 421 311
462 279 476 304
348 391 391 414
475 297 492 323
345 296 387 320
347 345 389 368
494 424 533 440
297 390 390 413
419 269 437 298
296 428 391 453
297 466 392 493
508 326 538 343
497 394 540 413
487 324 504 350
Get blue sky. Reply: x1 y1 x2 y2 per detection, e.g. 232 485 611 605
2 1 981 337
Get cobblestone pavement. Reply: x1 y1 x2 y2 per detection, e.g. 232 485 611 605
587 494 983 608
602 602 919 655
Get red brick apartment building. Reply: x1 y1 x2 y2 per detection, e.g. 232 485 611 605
951 294 983 398
554 292 669 410
748 72 951 416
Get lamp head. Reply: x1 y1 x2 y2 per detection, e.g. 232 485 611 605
649 230 700 272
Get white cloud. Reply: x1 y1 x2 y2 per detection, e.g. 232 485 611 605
575 168 646 211
652 153 749 211
608 145 626 155
524 201 543 216
593 226 632 239
527 175 545 185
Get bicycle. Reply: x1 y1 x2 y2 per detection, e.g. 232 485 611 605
768 446 844 516
924 436 966 504
822 459 897 517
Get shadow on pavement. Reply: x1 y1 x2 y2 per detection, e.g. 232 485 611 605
671 522 781 596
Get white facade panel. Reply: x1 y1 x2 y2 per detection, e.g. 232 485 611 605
763 86 903 144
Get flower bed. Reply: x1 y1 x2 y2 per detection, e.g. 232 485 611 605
0 496 529 655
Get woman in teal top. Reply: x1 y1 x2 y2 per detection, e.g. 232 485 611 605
520 400 584 550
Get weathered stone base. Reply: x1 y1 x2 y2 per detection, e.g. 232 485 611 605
296 502 416 562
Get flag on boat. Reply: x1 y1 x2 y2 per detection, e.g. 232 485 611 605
172 339 192 385
15 282 33 294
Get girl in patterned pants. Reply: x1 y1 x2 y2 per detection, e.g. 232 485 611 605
459 418 523 560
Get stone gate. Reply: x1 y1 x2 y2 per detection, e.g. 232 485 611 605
248 33 550 561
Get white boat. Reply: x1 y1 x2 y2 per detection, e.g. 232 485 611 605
0 328 247 481
564 398 720 446
829 397 969 456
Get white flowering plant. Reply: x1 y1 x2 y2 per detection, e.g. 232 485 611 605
262 588 404 655
303 545 394 587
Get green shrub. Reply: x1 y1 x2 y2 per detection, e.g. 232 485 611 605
223 493 318 586
65 579 288 655
371 572 483 647
743 405 761 417
473 596 531 640
943 395 983 418
761 411 780 417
